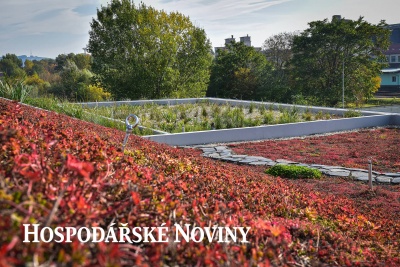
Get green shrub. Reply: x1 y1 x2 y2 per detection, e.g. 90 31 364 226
202 106 208 117
302 111 313 121
279 109 299 124
343 109 362 118
0 77 32 103
315 111 324 120
249 102 256 113
263 111 275 124
265 165 322 179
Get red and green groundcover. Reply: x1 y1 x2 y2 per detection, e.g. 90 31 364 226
0 98 399 266
229 128 400 173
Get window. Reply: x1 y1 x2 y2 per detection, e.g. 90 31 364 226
392 76 397 83
398 55 400 62
391 55 396 62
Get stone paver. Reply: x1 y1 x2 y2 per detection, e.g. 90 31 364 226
193 145 399 185
376 176 392 183
325 170 351 177
392 178 400 184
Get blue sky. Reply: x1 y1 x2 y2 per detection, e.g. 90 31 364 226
1 0 398 58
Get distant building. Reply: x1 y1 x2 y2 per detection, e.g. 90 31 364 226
383 24 400 69
214 35 261 57
379 24 400 95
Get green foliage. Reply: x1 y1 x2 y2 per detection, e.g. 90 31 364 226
315 111 324 120
50 60 95 101
280 106 299 123
291 17 390 106
366 97 400 106
0 54 25 77
249 102 256 113
88 0 212 100
302 110 313 121
207 41 270 100
78 84 111 102
55 53 91 71
263 111 275 124
0 76 32 103
343 109 362 118
260 32 297 102
265 165 322 179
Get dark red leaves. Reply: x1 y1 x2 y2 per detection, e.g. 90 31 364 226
0 98 399 266
66 154 94 179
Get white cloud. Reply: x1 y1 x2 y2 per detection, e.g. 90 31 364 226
143 0 291 22
0 0 99 38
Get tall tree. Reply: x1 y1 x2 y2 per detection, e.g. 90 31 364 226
263 32 296 71
87 0 212 100
291 16 390 106
207 41 270 100
261 32 297 102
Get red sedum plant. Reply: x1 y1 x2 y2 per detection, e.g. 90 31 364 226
0 98 399 266
230 129 400 173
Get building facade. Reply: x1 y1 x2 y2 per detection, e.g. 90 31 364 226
380 24 400 93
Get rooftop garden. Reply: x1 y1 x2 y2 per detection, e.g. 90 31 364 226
1 97 399 266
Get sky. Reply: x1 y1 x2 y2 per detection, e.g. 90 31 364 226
0 0 399 59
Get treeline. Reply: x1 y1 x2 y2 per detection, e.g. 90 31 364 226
0 0 391 107
207 18 390 107
0 53 110 102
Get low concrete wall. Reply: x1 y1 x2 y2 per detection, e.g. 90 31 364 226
390 114 400 125
143 114 396 146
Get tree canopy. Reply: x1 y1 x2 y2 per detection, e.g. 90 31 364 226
0 54 25 77
207 41 270 100
87 0 212 100
261 32 297 102
291 16 390 106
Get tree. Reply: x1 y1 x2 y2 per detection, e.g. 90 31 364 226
0 54 25 77
291 17 390 106
50 60 93 100
261 32 297 102
207 41 270 100
263 32 296 72
24 60 35 76
55 53 91 72
24 73 50 97
87 0 212 100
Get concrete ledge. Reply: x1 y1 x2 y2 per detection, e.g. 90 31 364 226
143 114 397 146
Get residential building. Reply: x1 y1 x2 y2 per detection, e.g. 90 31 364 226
214 35 261 57
379 24 400 95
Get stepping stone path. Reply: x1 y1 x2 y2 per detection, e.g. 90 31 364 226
190 145 400 185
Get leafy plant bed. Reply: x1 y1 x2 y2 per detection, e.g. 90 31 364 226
83 102 344 134
229 127 400 173
266 165 322 179
1 98 399 266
